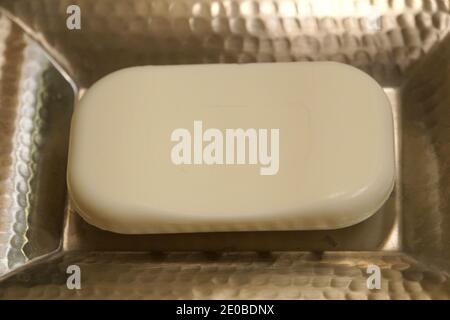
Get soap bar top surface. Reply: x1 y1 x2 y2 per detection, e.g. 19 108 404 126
67 62 395 234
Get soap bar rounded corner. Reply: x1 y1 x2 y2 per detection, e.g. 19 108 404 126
67 62 395 234
337 174 395 231
66 172 103 231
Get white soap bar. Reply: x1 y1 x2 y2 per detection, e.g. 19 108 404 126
67 62 395 234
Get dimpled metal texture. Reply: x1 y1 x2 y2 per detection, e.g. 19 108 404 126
0 0 449 299
0 16 73 276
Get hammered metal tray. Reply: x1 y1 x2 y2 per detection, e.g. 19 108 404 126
0 0 449 299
